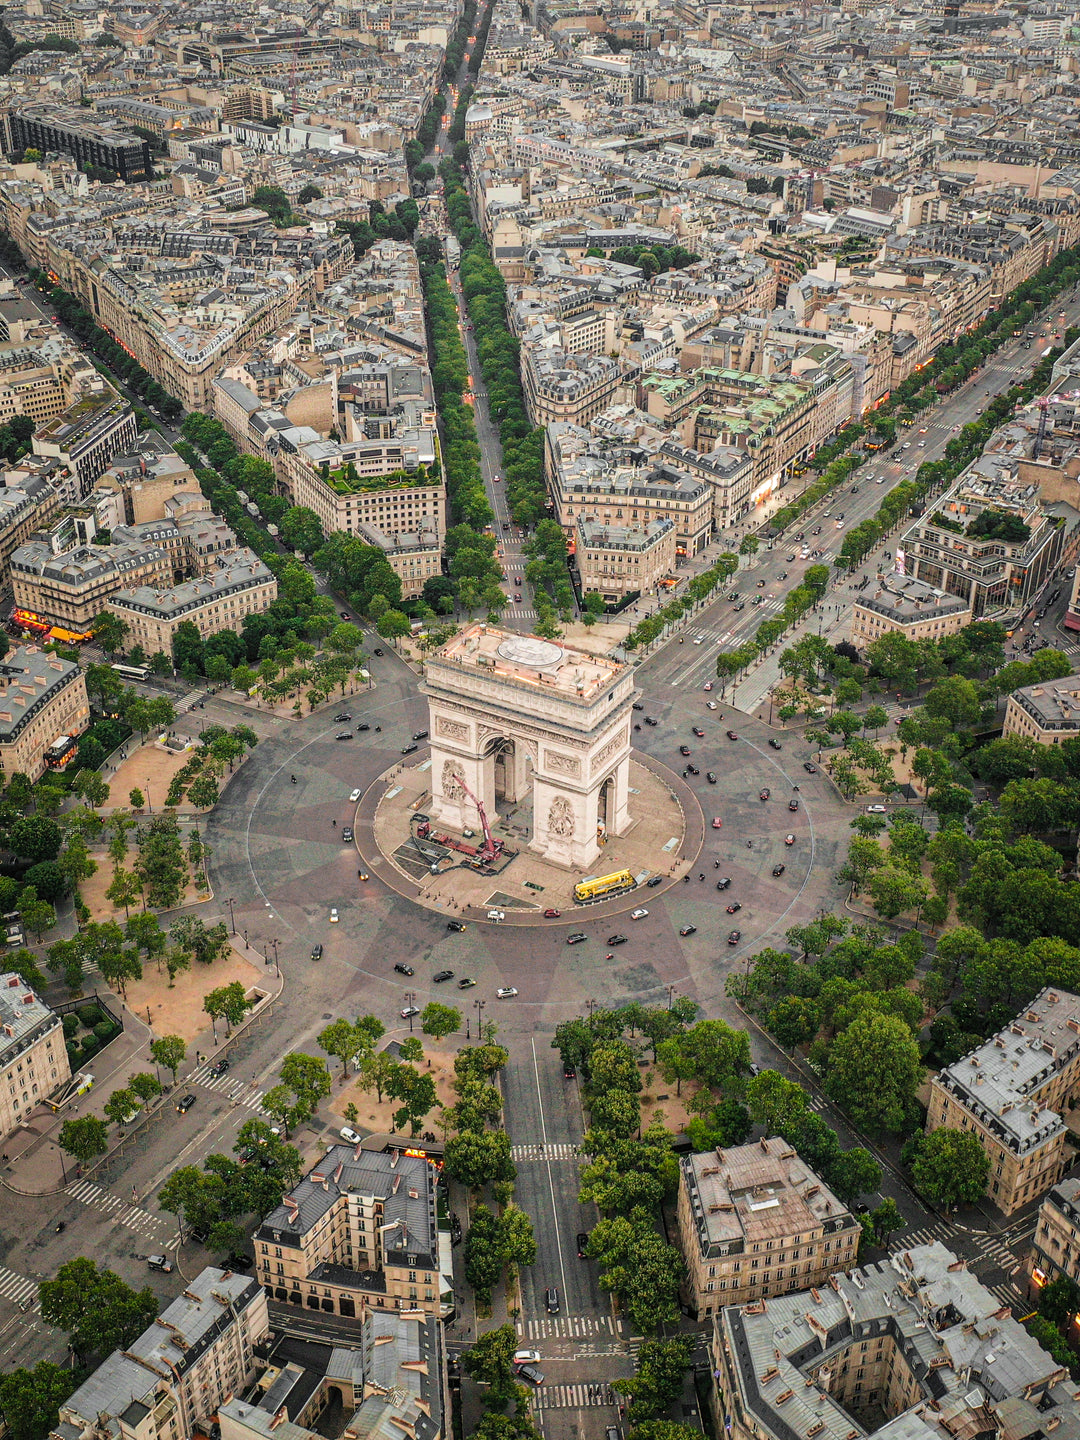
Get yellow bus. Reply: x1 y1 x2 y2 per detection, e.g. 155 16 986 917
573 869 636 904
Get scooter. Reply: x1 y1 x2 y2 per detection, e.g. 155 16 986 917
290 774 297 784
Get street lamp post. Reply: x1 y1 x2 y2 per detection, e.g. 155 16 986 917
145 782 153 815
405 992 416 1032
666 984 677 1010
474 998 486 1040
226 896 236 935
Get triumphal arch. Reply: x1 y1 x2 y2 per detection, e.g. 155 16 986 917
419 624 635 870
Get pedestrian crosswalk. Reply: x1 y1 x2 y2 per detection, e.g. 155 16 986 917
894 1225 1024 1274
67 1178 179 1245
986 1281 1024 1312
522 1314 621 1340
535 1382 618 1410
0 1265 39 1311
510 1142 579 1161
189 1064 267 1112
971 1232 1023 1270
894 1224 951 1250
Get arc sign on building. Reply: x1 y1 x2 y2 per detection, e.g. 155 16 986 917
420 624 634 869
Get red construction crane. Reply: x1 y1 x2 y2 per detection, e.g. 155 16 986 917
458 777 502 865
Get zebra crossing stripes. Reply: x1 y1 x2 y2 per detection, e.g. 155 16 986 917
894 1225 951 1250
189 1065 267 1112
986 1282 1024 1312
67 1178 175 1241
971 1233 1023 1270
522 1314 621 1341
534 1383 617 1411
510 1142 578 1161
0 1265 39 1311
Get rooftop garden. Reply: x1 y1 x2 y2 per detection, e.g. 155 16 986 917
319 460 439 495
967 508 1031 544
929 511 965 535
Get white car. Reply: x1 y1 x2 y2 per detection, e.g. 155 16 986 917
350 788 362 802
630 908 649 920
340 1126 362 1144
329 908 339 922
693 636 705 644
877 476 886 484
400 1005 420 1019
706 700 718 709
496 986 518 998
514 1350 541 1366
866 804 887 813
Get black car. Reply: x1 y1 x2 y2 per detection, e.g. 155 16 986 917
413 729 429 740
564 1064 577 1079
576 1232 589 1257
646 874 663 887
726 902 742 914
644 716 658 726
372 647 384 656
727 591 739 601
679 745 691 756
545 1286 560 1314
433 969 454 983
401 743 418 755
693 727 705 737
632 702 644 711
706 771 717 784
176 1093 197 1113
311 944 323 961
394 962 415 976
726 730 738 741
769 739 782 750
447 919 466 932
336 731 353 741
607 934 628 946
334 713 352 722
760 788 771 801
357 722 370 732
789 798 800 812
727 930 741 945
342 826 354 842
772 864 786 876
567 933 587 945
679 924 697 936
686 763 700 775
208 1057 229 1076
458 977 476 989
716 876 731 890
803 761 818 773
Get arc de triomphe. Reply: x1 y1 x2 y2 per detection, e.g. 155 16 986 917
419 624 635 870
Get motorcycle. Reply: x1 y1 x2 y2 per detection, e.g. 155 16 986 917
290 774 297 784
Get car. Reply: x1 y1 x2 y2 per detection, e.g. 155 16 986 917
330 907 339 922
706 771 717 784
544 908 562 918
341 1126 362 1144
632 702 644 711
756 579 766 588
575 1231 590 1257
773 863 786 876
727 592 739 601
433 969 454 983
334 713 352 722
147 1255 174 1272
760 787 771 801
726 730 738 740
372 647 384 656
567 932 587 945
716 876 731 890
349 788 362 802
712 817 722 828
401 743 418 755
563 1064 576 1079
311 943 323 961
769 739 782 750
686 763 700 775
514 576 522 585
787 553 796 562
693 726 705 737
726 902 742 914
679 745 691 756
336 731 353 741
545 1286 560 1314
644 716 658 726
727 930 741 945
680 924 697 937
447 919 466 932
208 1057 229 1076
646 874 663 887
630 908 648 920
518 1365 545 1387
514 593 522 602
458 977 476 989
693 635 705 644
803 761 818 773
706 700 718 710
789 799 799 812
412 729 429 741
357 723 369 732
400 1005 420 1019
866 803 887 813
785 833 796 845
703 681 714 691
176 1093 197 1113
339 611 350 619
735 602 745 611
342 826 354 842
514 1350 541 1367
497 986 518 998
394 962 414 975
607 934 628 945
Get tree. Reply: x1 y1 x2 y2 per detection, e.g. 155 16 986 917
58 1114 108 1164
826 1014 922 1133
1040 1275 1080 1329
72 768 110 810
499 1204 537 1270
910 1127 990 1210
128 1071 161 1104
203 981 251 1035
19 888 56 943
870 1197 903 1247
278 1052 332 1124
464 1204 505 1307
387 1064 438 1135
0 1361 78 1440
745 1070 809 1135
9 815 62 863
421 1001 461 1040
826 1147 882 1206
128 787 145 810
626 1426 703 1440
39 1257 157 1361
104 1087 139 1128
615 1336 695 1422
444 1129 516 1189
150 1034 186 1083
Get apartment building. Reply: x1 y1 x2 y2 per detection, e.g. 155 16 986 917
254 1143 442 1318
354 523 442 598
1028 1178 1080 1294
53 1267 269 1440
106 551 277 656
4 104 152 182
0 475 61 583
677 1137 860 1320
0 647 89 781
851 574 972 650
575 516 676 600
11 538 177 635
276 435 446 544
713 1241 1068 1440
94 435 202 526
523 348 625 427
926 987 1080 1216
1003 673 1080 746
0 976 69 1141
32 391 139 499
